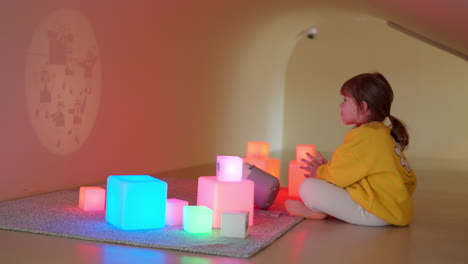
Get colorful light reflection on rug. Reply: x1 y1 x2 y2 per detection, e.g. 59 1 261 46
0 186 301 258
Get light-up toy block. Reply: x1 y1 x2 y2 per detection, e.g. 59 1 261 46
221 211 249 238
197 176 254 227
105 175 167 230
183 206 213 234
166 198 189 226
243 141 280 181
288 145 316 198
197 155 254 228
79 186 105 211
216 156 243 182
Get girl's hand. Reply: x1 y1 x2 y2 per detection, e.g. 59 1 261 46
300 152 328 178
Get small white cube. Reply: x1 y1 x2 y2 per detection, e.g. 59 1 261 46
221 211 249 238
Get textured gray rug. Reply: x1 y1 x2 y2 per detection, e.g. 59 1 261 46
0 177 301 258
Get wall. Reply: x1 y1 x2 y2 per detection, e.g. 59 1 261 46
0 1 466 200
0 0 304 200
283 11 468 168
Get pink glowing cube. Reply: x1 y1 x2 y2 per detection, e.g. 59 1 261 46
246 141 270 159
79 186 106 211
165 198 189 226
216 156 243 182
197 176 254 228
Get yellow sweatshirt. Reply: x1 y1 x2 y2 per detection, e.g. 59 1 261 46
316 122 417 226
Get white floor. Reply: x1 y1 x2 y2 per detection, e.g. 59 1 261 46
1 159 467 264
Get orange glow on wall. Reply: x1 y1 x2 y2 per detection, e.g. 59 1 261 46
79 186 105 211
197 176 254 228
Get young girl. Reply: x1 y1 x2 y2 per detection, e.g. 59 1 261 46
286 72 417 226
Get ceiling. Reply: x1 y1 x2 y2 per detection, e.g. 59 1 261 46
358 0 468 60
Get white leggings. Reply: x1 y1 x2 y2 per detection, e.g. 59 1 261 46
299 178 389 227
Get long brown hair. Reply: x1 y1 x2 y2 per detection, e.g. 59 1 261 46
340 72 409 150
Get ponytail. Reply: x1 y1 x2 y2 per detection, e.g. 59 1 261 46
388 115 409 150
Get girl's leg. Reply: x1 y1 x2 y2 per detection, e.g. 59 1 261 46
298 178 389 227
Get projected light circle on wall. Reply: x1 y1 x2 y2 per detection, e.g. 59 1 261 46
25 8 101 155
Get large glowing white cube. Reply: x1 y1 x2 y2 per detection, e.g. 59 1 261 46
197 176 254 228
216 156 243 182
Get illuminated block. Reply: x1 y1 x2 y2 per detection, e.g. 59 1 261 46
105 175 167 230
197 176 254 228
165 198 189 226
246 141 269 159
216 156 243 182
221 211 249 238
296 145 316 164
79 186 105 211
183 206 213 234
288 161 307 198
243 157 280 181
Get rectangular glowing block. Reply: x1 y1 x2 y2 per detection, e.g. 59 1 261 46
166 198 189 226
183 206 213 234
288 161 306 198
105 175 167 230
246 141 269 159
243 157 280 181
221 211 249 238
216 156 243 182
197 176 254 228
296 145 316 164
79 186 105 211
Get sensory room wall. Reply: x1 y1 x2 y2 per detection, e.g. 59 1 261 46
1 0 467 201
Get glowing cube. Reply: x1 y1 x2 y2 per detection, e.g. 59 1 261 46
105 175 167 230
216 156 243 182
288 161 306 198
246 141 269 159
183 206 213 234
79 186 105 211
197 176 254 228
296 145 316 164
243 157 280 181
165 198 189 226
221 211 249 238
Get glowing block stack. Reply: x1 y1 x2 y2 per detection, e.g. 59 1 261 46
221 211 249 238
243 141 280 181
165 198 189 226
197 156 254 228
105 175 167 230
183 206 213 233
79 186 106 211
288 145 316 197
